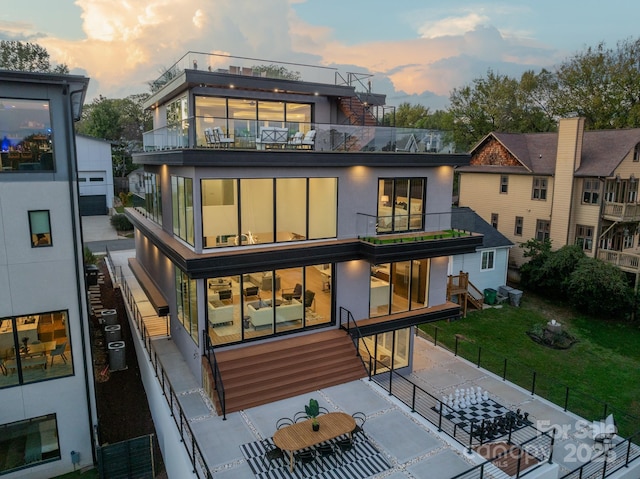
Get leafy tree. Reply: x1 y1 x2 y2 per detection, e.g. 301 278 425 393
0 40 68 73
393 102 430 128
552 38 640 129
566 257 633 318
536 245 585 299
251 64 301 81
518 238 553 290
448 69 555 151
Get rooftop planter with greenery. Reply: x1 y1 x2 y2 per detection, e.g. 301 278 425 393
360 229 470 244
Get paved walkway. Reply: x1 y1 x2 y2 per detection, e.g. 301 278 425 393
107 250 629 479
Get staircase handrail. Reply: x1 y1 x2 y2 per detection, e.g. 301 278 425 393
467 279 484 301
338 306 374 377
203 331 226 420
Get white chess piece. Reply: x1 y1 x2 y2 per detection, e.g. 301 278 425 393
455 389 460 398
453 399 460 411
482 391 489 401
477 386 482 396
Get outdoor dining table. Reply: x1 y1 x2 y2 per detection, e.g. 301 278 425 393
273 412 356 471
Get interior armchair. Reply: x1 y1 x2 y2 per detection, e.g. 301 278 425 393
282 283 302 302
304 290 316 311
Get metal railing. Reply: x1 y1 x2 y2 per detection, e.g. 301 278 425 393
356 209 478 238
112 255 214 479
372 368 555 478
203 331 226 420
338 307 374 376
142 116 449 154
418 325 640 439
559 431 640 479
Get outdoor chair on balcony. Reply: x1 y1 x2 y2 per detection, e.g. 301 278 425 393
289 129 316 149
213 126 234 148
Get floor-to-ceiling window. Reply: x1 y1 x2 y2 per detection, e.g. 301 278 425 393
201 177 337 248
377 178 425 233
175 267 198 344
144 172 162 225
206 264 332 346
172 176 194 245
195 96 312 147
0 310 73 388
370 260 429 317
359 328 410 374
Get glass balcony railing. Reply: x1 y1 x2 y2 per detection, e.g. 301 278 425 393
150 51 341 92
142 117 448 154
356 211 471 239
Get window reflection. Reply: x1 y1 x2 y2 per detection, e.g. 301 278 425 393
370 260 429 317
0 98 53 172
0 414 60 474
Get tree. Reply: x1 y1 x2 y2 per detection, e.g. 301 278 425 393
518 238 553 290
567 258 633 319
0 40 68 73
536 244 586 299
393 102 430 128
251 64 301 81
552 38 640 129
448 69 555 151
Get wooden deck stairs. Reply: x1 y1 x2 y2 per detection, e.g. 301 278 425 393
447 271 484 317
206 329 367 414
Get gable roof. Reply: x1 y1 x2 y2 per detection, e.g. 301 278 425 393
452 207 513 249
462 127 640 177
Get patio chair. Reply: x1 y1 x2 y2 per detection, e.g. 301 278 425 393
318 406 329 415
294 411 308 423
213 127 234 148
592 414 616 452
276 417 293 429
294 449 318 473
261 438 285 470
316 442 338 469
300 129 316 149
351 411 367 440
335 436 357 463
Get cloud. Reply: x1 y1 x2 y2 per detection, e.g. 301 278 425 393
0 0 559 109
418 13 490 39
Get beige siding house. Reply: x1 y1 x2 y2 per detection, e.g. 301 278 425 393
458 117 640 282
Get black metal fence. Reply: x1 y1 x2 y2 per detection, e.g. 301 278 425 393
114 257 214 479
419 325 639 438
96 435 154 479
372 369 555 478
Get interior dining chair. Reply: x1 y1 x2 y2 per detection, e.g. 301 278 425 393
50 341 68 366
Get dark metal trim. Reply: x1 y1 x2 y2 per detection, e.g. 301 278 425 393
355 306 462 336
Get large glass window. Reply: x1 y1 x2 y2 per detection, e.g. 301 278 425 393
29 210 52 247
360 328 410 374
144 172 162 225
241 179 274 244
207 264 332 346
370 260 429 317
0 98 53 172
0 414 60 474
201 177 337 248
175 267 198 344
172 176 194 245
166 96 188 148
195 96 312 148
377 178 425 233
0 311 73 388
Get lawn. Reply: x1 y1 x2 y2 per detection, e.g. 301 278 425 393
418 292 640 437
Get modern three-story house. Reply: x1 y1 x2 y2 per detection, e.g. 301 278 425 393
0 70 96 478
127 52 482 415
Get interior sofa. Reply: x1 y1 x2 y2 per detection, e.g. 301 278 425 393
208 300 234 327
247 299 303 328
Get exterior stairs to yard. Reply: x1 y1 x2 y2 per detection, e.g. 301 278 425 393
207 329 367 414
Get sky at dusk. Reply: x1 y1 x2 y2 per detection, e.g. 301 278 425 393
2 0 639 109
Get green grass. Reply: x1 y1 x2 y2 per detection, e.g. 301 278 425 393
51 468 98 479
419 293 640 437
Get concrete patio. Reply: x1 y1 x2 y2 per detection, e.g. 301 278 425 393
107 249 637 478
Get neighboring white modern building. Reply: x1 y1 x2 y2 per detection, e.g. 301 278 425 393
0 70 97 478
76 134 114 216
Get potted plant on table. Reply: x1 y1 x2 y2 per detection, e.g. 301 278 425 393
305 398 320 431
